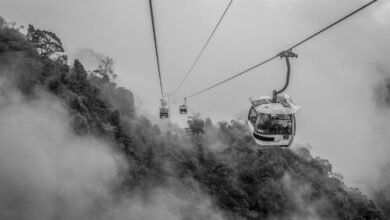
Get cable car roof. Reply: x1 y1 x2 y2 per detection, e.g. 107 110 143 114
250 94 300 115
254 103 299 114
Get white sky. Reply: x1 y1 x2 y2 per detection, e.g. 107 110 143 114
1 0 390 193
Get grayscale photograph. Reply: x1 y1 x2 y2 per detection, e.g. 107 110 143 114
0 0 389 219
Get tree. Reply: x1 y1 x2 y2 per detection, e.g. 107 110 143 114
27 24 64 58
0 16 6 29
186 117 206 162
93 56 117 82
187 117 205 136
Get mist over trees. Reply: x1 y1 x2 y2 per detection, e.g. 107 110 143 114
372 77 390 218
0 17 387 219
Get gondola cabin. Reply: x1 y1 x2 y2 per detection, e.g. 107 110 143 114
160 107 169 119
160 99 169 119
246 94 299 147
179 98 188 114
179 104 187 114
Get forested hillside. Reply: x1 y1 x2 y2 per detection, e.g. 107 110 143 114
0 17 386 220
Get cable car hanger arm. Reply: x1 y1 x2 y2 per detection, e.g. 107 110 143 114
273 50 297 100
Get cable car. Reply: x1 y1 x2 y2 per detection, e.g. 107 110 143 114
160 99 169 119
179 98 187 114
246 50 299 147
246 94 299 147
160 107 169 119
179 105 187 114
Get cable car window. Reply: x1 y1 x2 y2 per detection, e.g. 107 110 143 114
248 107 257 124
256 114 292 135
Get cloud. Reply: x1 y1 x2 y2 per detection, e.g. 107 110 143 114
110 187 225 220
277 173 334 220
0 80 225 220
0 83 124 220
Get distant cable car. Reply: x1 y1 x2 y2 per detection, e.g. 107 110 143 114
179 98 188 114
246 50 299 147
160 99 169 119
246 95 299 147
179 105 187 114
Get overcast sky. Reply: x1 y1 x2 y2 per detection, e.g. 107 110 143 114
1 0 390 193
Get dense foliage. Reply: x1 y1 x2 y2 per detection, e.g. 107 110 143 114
0 17 386 219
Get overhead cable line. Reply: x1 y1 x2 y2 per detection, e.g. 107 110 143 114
148 0 164 97
168 0 234 96
186 0 377 99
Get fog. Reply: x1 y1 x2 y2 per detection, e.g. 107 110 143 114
1 0 389 193
0 81 224 220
